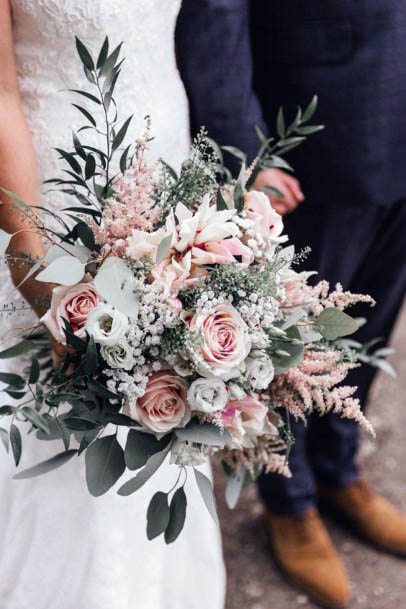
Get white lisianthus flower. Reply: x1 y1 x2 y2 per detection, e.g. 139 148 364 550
245 353 275 390
100 341 134 370
85 304 129 346
187 378 228 413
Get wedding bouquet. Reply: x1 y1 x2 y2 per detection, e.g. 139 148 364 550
0 38 386 543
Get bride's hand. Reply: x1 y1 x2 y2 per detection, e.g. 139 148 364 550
253 168 305 215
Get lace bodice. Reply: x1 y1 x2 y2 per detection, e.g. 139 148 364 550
2 0 191 333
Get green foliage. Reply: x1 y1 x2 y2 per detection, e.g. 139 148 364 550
85 434 125 497
165 487 187 544
147 492 170 540
125 430 171 470
315 307 359 340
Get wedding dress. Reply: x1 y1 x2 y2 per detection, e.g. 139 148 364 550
0 2 226 608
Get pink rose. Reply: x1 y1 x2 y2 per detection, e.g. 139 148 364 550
41 283 100 344
191 237 254 266
131 370 191 433
189 304 251 380
244 190 286 244
221 395 277 449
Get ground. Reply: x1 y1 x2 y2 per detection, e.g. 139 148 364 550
215 307 406 609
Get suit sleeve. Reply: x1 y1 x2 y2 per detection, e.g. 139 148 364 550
175 0 265 166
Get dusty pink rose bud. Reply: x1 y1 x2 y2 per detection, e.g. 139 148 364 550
41 283 100 344
130 370 190 433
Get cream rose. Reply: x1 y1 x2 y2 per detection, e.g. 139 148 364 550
130 370 191 433
245 354 275 390
190 304 251 380
187 378 228 413
41 282 100 344
85 303 129 346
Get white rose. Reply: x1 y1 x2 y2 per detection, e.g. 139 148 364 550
100 341 134 370
245 354 275 390
85 304 129 346
187 378 228 413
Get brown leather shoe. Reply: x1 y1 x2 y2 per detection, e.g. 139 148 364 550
319 479 406 555
265 508 350 608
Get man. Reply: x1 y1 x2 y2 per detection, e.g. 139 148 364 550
176 2 406 607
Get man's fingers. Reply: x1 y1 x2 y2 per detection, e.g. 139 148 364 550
281 174 305 201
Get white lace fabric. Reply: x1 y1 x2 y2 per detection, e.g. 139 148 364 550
0 2 225 608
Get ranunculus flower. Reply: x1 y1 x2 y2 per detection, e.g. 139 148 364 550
129 370 190 433
85 304 129 346
221 395 278 449
191 237 254 266
41 282 100 344
244 190 287 244
190 304 251 380
100 341 134 370
245 354 275 390
187 378 228 413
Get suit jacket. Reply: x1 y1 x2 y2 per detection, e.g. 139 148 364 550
176 0 406 208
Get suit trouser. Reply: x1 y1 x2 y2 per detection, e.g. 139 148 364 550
258 198 406 514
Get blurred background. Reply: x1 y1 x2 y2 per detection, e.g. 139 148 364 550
215 307 405 609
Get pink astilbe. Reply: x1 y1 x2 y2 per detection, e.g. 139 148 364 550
269 348 374 434
93 139 160 253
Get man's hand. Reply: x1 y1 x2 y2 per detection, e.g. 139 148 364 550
253 168 304 215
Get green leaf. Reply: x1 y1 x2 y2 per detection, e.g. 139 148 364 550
0 427 9 452
87 378 120 400
97 36 110 69
36 255 85 286
72 104 97 127
276 107 285 138
165 487 187 544
55 148 82 174
147 492 170 540
225 466 246 510
315 307 359 341
0 405 14 416
120 144 131 174
85 434 125 497
125 430 170 470
75 37 95 71
302 95 318 122
13 449 77 479
176 422 231 447
194 468 218 525
272 326 304 373
0 339 34 359
82 337 98 375
21 407 49 433
221 146 247 163
296 125 324 135
117 450 167 496
64 417 101 431
10 424 22 466
155 234 173 264
84 154 96 180
216 189 228 211
76 222 96 250
0 372 25 388
112 116 133 153
99 43 123 77
160 160 178 180
67 90 101 105
28 357 40 384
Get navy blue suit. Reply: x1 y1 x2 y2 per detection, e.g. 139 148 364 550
176 0 406 514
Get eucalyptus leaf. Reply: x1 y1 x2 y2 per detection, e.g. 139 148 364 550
315 307 359 341
112 116 133 153
221 146 247 163
36 255 85 286
0 372 25 388
276 107 286 138
216 189 228 211
82 337 98 375
194 468 218 525
176 422 231 447
147 491 170 540
125 430 170 470
97 36 109 69
85 434 125 497
20 407 49 434
0 427 9 453
272 326 304 373
64 417 101 431
117 450 167 496
165 487 187 544
13 449 78 479
28 357 40 384
302 95 318 122
75 37 95 71
0 340 34 360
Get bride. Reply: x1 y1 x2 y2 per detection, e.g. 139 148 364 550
0 2 226 608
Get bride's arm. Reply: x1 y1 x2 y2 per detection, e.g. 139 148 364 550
0 2 51 317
